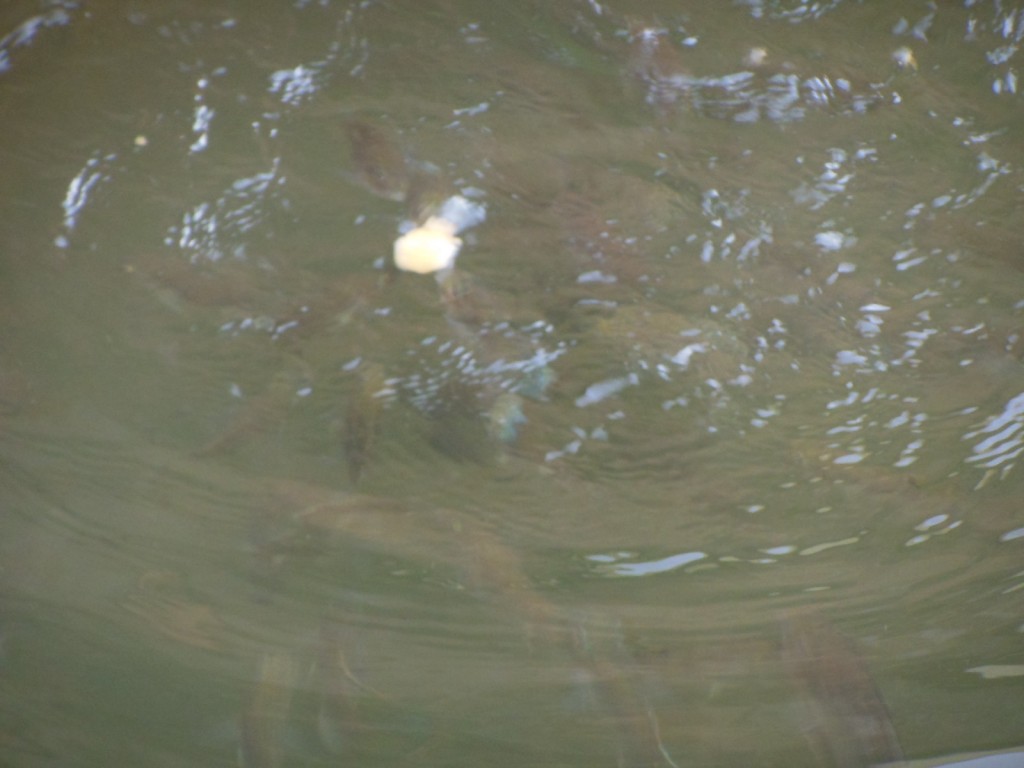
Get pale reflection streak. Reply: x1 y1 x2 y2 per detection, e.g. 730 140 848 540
819 330 1022 515
168 160 284 261
980 4 1024 94
999 526 1024 542
586 534 872 575
740 0 845 23
395 325 565 416
269 64 322 107
0 1 75 73
589 550 708 577
56 152 117 249
905 513 962 548
964 392 1024 473
792 147 867 210
188 73 220 155
966 664 1024 680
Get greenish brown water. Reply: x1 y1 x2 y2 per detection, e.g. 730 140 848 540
1 1 1023 766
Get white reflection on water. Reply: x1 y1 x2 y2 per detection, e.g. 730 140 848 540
269 64 321 106
798 537 860 557
964 392 1024 470
966 665 1024 680
575 374 639 408
56 152 116 248
792 147 864 209
0 1 75 73
1000 526 1024 542
590 550 708 577
395 324 564 418
168 160 283 261
740 0 844 23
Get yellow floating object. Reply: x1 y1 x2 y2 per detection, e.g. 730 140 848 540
892 46 917 71
393 216 462 274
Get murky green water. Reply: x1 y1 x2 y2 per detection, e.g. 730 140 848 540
1 1 1022 766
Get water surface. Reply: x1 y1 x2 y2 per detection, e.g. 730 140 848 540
1 1 1022 765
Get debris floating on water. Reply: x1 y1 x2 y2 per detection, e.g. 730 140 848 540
392 195 486 274
744 46 768 69
393 216 462 274
892 46 917 71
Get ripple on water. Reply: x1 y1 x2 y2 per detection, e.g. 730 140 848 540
3 0 1024 764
